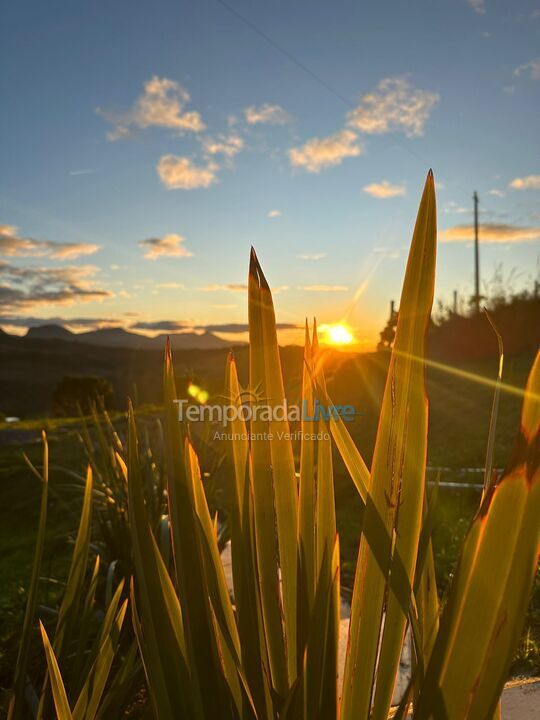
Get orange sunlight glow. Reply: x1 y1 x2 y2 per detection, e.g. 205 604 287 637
319 323 354 346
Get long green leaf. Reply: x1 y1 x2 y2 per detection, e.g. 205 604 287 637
8 433 49 720
342 171 437 720
125 404 202 719
415 350 540 719
248 248 292 697
39 623 73 720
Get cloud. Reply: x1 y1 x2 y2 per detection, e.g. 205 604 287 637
157 155 218 190
97 76 205 140
200 283 248 292
288 130 361 173
347 76 439 138
128 320 299 334
509 175 540 190
488 188 505 197
131 320 188 332
202 134 244 157
198 322 297 333
300 285 349 292
69 168 96 176
155 282 185 289
513 58 540 81
440 223 540 244
268 210 282 218
244 104 291 125
297 253 326 260
468 0 485 14
363 181 406 198
0 225 100 260
0 315 120 330
139 233 193 260
0 261 112 311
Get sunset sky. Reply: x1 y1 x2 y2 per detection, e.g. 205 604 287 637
1 0 539 347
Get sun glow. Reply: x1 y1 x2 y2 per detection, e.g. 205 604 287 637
320 323 354 346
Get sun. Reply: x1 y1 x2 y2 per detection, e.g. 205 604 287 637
320 323 355 346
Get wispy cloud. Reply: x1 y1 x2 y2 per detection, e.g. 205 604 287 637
157 155 218 189
201 134 244 157
300 284 349 292
288 130 361 173
155 282 185 289
139 233 193 260
200 283 248 292
0 261 112 311
513 58 540 81
297 252 326 260
440 223 540 243
244 104 291 125
0 225 100 260
267 209 282 218
69 168 96 176
467 0 486 15
509 175 540 190
488 188 505 197
347 76 439 137
0 315 120 330
363 180 406 198
131 320 187 332
97 76 205 141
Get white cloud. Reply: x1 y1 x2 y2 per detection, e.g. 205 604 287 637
0 225 100 260
297 253 326 260
157 156 218 190
363 181 406 198
513 58 540 81
509 175 540 190
244 104 291 125
468 0 486 15
488 188 505 197
97 76 205 140
288 130 361 173
440 223 540 244
347 76 439 138
300 285 349 292
268 210 281 218
202 134 244 157
139 234 193 260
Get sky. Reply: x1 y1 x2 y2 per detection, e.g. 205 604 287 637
1 0 539 347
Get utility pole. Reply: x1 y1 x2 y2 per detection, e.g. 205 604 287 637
473 191 480 314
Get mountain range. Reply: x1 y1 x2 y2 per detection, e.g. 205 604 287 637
21 324 236 350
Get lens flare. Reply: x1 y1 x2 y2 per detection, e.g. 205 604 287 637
187 383 209 404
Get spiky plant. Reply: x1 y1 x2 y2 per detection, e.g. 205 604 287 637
9 172 540 719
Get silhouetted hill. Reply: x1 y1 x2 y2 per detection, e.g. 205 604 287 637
27 324 74 341
22 324 232 350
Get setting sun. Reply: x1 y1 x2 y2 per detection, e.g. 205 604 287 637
320 323 354 346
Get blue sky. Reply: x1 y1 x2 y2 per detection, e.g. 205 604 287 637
1 0 539 346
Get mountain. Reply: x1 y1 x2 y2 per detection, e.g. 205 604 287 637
27 324 76 341
23 324 234 350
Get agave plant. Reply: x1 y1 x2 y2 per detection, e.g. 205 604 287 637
9 172 540 719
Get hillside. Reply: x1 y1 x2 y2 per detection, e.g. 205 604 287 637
24 324 232 350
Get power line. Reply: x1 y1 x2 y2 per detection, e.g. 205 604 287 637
213 0 472 198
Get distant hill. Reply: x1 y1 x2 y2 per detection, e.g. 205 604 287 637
24 324 232 350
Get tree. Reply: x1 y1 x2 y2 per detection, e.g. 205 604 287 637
52 376 113 416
